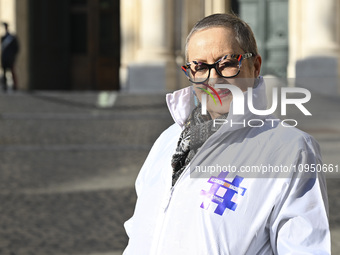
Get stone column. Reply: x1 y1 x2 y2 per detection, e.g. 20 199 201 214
291 0 340 95
302 0 339 56
15 0 29 90
120 0 140 90
287 0 302 77
137 0 173 61
204 0 229 16
127 0 177 92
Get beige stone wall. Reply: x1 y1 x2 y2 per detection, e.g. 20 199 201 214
0 0 15 82
0 0 15 29
287 0 301 78
15 0 29 90
0 0 29 90
8 0 340 93
289 0 340 94
120 0 231 91
204 0 230 16
288 0 340 76
120 0 141 89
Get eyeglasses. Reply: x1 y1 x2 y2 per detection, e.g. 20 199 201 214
181 53 253 84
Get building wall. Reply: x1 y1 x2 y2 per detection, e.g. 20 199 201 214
0 0 29 91
0 0 339 93
16 0 29 90
0 0 16 86
121 0 230 92
120 0 340 94
0 0 15 29
289 0 340 95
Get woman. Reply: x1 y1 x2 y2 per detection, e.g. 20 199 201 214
123 13 330 255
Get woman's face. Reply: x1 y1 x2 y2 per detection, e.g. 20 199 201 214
186 27 261 119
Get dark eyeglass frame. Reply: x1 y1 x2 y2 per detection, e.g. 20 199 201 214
181 53 253 84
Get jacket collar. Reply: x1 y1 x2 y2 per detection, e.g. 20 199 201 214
166 76 268 130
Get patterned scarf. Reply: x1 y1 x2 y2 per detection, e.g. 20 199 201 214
171 106 227 186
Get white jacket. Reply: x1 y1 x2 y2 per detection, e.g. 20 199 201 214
123 77 330 255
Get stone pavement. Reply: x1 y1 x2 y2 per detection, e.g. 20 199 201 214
0 91 174 255
0 89 339 254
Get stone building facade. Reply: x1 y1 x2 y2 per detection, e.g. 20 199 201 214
0 0 339 95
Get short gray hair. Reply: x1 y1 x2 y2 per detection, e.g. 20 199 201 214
185 13 258 61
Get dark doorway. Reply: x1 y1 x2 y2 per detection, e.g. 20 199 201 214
29 0 120 90
69 0 120 90
231 0 239 15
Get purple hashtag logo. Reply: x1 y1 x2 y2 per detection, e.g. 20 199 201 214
200 171 246 215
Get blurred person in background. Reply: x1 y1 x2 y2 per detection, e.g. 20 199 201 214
1 22 19 92
123 13 330 254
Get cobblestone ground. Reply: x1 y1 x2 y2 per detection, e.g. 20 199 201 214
0 90 339 254
0 91 174 255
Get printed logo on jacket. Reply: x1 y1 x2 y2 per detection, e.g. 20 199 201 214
200 171 247 215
